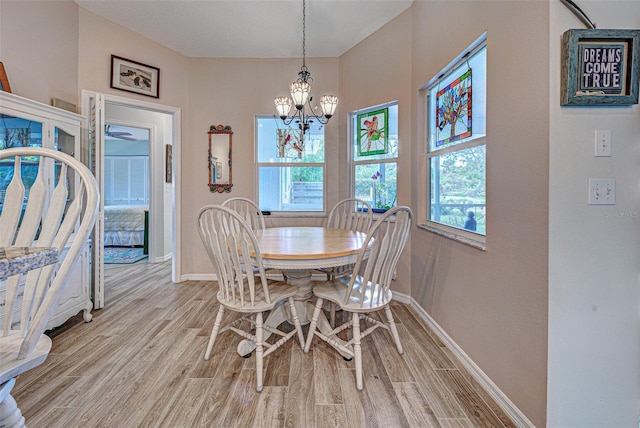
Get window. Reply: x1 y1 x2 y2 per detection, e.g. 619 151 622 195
425 39 486 238
256 116 325 212
103 156 149 205
350 103 398 212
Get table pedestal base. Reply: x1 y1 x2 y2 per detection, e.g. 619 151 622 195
237 269 350 358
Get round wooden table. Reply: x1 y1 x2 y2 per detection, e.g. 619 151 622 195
237 226 369 356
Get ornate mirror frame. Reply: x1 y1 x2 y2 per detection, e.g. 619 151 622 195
208 124 233 193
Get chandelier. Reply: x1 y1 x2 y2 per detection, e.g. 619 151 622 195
274 0 338 139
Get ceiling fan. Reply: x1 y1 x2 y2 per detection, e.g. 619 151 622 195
105 124 137 141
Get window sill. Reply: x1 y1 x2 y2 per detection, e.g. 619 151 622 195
417 223 486 251
262 211 326 219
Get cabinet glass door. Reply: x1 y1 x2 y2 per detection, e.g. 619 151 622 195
0 114 45 214
53 126 78 197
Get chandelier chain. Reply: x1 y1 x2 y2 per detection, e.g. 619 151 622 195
302 0 306 68
273 0 337 140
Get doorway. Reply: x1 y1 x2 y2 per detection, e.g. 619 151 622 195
103 124 150 264
82 90 181 309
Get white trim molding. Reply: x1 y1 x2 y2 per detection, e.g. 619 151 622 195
393 291 534 428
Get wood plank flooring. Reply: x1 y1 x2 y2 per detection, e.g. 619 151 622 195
12 260 515 427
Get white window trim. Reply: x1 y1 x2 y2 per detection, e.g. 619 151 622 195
420 34 487 248
254 115 327 215
348 101 399 214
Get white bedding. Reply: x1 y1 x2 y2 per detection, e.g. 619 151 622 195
104 205 148 246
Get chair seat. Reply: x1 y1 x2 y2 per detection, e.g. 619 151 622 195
0 332 52 385
312 275 392 313
198 205 306 392
216 279 298 313
305 206 412 391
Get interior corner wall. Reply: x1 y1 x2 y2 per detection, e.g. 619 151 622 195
0 0 78 106
77 7 190 271
338 9 413 296
410 2 550 426
548 2 640 427
182 57 340 276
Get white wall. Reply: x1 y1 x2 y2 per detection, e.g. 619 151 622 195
182 57 340 276
410 2 550 425
0 1 78 105
548 2 640 427
339 10 413 295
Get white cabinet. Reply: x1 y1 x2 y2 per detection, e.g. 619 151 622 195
0 91 93 330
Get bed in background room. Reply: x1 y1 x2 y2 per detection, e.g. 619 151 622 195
104 205 148 253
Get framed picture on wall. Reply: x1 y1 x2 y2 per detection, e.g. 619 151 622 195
561 29 639 106
110 55 160 98
0 62 11 93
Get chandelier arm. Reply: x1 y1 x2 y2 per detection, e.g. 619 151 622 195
304 99 330 123
281 108 303 126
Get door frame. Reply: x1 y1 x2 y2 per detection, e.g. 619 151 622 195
81 90 181 308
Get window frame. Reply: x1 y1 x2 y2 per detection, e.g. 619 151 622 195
421 34 487 247
255 115 327 216
348 101 399 215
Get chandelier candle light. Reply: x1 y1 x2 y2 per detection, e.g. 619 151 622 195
274 0 338 139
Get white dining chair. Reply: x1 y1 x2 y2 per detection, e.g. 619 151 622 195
197 205 305 392
304 206 412 391
319 198 373 326
326 197 373 233
221 197 285 279
0 148 99 426
221 197 266 230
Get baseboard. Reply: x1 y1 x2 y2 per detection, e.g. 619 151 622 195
154 253 172 263
180 273 215 281
171 280 531 426
395 292 534 428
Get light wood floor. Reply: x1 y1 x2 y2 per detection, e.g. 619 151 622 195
13 260 515 427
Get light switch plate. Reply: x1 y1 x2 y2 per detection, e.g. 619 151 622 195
588 178 615 205
594 130 612 157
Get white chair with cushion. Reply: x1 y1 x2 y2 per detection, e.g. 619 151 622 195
197 204 305 392
304 206 412 390
0 148 99 427
319 198 373 326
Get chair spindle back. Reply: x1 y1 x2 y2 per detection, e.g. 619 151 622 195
198 205 272 307
344 206 412 308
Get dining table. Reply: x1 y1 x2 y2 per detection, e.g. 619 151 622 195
0 247 59 281
236 226 370 357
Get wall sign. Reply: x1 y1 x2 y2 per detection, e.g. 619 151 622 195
561 29 639 106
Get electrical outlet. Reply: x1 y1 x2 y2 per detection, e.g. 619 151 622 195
588 178 615 205
594 130 612 157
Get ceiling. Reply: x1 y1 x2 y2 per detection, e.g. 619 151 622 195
75 0 413 58
105 124 149 141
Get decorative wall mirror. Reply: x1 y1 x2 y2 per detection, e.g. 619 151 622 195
208 124 233 192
